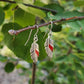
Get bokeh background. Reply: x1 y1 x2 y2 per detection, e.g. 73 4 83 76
0 0 84 84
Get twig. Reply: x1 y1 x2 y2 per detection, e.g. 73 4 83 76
67 47 72 55
31 63 36 84
0 0 57 13
8 16 84 35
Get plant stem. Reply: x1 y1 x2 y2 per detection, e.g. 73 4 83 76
0 0 57 13
31 63 36 84
8 16 84 35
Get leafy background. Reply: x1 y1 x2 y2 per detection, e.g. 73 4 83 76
0 0 84 84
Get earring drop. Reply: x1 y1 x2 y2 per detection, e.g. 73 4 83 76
30 25 39 63
44 21 54 58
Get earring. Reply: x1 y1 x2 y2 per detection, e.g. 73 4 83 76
30 25 39 63
44 21 54 58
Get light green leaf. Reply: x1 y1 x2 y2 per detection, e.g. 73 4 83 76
0 55 7 62
76 40 84 51
17 4 46 18
14 8 35 27
74 1 84 7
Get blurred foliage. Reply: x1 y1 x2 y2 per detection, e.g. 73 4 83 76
0 0 84 84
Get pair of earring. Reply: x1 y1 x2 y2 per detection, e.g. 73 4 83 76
25 22 53 63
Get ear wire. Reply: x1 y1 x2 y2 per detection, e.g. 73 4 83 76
24 29 32 46
43 25 49 38
34 25 39 37
50 21 53 30
43 21 53 38
34 25 39 42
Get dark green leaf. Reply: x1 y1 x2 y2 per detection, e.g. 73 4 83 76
0 7 5 25
44 4 64 14
3 4 11 10
48 72 56 80
48 11 84 32
2 23 47 63
51 24 62 32
4 62 15 73
45 61 54 68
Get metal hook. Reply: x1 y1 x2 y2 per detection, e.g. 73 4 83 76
34 25 39 37
24 29 32 46
34 25 39 42
48 21 53 37
50 21 53 30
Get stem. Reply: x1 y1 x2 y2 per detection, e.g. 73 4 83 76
8 16 84 35
0 0 57 13
67 47 72 55
31 63 36 84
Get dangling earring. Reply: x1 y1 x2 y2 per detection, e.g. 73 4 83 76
30 25 39 63
44 21 54 58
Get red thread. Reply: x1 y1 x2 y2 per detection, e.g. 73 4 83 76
49 44 53 51
35 49 39 57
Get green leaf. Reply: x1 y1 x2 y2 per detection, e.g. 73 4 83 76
48 72 56 80
0 32 4 42
48 11 84 20
17 4 46 18
74 1 84 7
44 4 64 14
4 62 15 73
14 8 35 27
0 55 7 62
3 3 11 10
51 24 62 32
2 23 47 63
45 61 54 68
66 68 74 76
0 7 5 25
55 55 73 64
38 61 54 71
48 11 84 32
76 40 84 51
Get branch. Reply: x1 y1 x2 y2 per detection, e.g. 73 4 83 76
0 0 57 13
8 16 84 35
31 63 36 84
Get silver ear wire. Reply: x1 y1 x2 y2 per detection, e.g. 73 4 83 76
24 29 32 46
50 21 53 30
43 21 53 38
34 25 39 42
34 25 39 37
48 21 53 38
43 25 49 38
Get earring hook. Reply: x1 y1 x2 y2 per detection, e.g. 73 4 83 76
34 25 39 37
50 21 53 30
24 29 32 46
48 21 53 37
34 25 39 42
